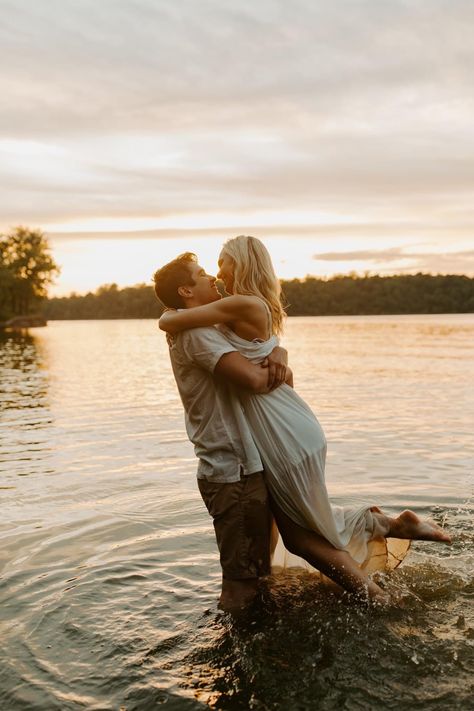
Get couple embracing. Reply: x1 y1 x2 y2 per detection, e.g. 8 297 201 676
153 235 450 611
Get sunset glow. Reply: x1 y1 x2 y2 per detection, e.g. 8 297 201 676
1 1 473 295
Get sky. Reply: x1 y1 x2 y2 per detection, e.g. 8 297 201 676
1 0 473 295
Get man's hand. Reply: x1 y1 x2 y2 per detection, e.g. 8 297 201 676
261 346 288 390
215 352 270 393
215 348 290 394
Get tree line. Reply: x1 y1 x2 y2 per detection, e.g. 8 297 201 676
2 226 473 320
43 273 474 320
0 226 59 322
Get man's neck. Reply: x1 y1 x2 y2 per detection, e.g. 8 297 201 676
184 297 213 309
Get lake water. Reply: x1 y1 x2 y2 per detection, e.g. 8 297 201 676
1 316 473 710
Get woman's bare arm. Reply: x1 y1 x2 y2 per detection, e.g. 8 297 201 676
159 295 257 334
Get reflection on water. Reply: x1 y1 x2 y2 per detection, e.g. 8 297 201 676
0 330 49 409
0 331 52 480
0 316 473 709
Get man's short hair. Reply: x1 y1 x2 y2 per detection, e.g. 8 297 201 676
153 252 197 308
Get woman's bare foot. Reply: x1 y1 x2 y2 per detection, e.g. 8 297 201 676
389 510 451 543
370 505 383 514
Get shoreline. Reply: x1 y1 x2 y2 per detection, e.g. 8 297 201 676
0 315 47 330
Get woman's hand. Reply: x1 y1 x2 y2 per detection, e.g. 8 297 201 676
158 308 177 332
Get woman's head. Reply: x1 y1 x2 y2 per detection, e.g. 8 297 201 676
218 235 285 335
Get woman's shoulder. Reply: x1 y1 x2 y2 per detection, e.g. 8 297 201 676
224 294 268 311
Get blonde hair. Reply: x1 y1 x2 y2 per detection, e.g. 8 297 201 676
221 235 285 335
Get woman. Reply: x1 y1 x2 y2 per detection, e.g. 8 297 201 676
159 235 450 602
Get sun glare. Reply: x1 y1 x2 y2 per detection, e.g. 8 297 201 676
49 235 343 296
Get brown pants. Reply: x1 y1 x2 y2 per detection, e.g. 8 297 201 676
198 471 272 580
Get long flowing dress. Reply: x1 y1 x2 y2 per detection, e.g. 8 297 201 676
218 323 410 574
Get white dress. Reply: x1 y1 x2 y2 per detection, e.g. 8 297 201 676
218 323 410 573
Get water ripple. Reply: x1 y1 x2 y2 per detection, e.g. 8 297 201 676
1 317 473 709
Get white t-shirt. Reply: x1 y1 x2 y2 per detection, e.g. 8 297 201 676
168 326 263 483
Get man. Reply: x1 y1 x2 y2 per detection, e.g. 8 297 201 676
153 252 286 611
154 252 451 609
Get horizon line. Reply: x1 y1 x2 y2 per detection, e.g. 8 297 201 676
49 270 474 299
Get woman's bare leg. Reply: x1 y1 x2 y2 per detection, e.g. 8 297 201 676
271 500 390 604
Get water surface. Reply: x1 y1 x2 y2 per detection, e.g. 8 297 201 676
1 316 473 709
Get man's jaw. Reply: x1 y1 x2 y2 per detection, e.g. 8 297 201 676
186 290 221 308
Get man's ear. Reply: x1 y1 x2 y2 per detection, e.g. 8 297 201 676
177 285 193 299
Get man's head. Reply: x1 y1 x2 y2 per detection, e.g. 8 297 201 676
153 252 221 309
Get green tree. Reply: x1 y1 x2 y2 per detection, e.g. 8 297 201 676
0 263 15 320
42 273 474 320
0 226 60 317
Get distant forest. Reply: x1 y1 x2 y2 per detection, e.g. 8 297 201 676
43 273 474 319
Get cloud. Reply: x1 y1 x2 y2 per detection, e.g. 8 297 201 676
314 248 420 263
313 247 474 275
2 1 473 138
0 0 473 273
